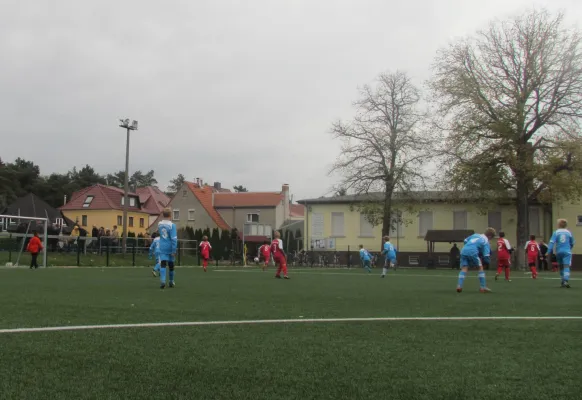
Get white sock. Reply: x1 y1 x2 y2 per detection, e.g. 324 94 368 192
382 268 388 275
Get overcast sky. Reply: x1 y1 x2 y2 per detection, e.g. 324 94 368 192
1 0 580 201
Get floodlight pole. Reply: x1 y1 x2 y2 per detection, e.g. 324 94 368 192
119 119 138 254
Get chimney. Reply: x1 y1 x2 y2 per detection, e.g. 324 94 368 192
213 181 221 190
196 178 200 186
282 184 290 221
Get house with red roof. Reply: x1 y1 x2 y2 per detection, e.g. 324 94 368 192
149 181 304 242
59 184 169 235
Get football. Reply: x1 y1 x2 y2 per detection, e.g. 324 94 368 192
254 257 259 263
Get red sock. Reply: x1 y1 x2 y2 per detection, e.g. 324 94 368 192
505 266 510 280
276 263 282 276
282 261 288 276
496 266 503 275
530 266 538 278
203 259 208 268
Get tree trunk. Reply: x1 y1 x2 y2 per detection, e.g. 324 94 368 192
515 173 530 271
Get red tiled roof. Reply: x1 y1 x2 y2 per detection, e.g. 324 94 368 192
136 187 170 215
290 204 305 217
186 182 230 230
60 184 143 212
213 192 283 208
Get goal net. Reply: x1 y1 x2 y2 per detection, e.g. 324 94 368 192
0 214 49 268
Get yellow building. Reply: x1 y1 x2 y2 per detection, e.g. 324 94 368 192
297 191 579 266
60 184 168 236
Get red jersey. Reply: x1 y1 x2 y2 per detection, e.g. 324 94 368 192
259 244 271 257
199 241 211 258
497 238 512 261
270 239 285 259
27 236 43 254
525 240 540 259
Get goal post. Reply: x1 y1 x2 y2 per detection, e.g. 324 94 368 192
0 215 49 268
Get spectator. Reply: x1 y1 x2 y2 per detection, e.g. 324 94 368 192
27 230 43 269
111 225 119 253
539 240 549 271
450 243 460 269
70 225 80 252
91 225 99 238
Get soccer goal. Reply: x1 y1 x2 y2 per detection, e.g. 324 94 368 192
0 215 49 268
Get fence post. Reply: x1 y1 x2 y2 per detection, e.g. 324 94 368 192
132 242 136 267
177 241 181 266
8 233 13 263
106 241 110 267
347 245 350 268
197 247 201 266
77 238 81 267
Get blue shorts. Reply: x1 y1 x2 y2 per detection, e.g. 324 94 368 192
556 253 572 267
460 254 481 268
159 254 175 263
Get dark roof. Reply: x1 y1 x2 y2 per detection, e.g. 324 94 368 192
2 193 63 221
424 230 475 243
297 191 526 205
60 184 143 213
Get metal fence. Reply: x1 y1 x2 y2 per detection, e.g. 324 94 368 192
0 233 219 267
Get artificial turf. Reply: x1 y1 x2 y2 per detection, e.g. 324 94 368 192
0 267 580 400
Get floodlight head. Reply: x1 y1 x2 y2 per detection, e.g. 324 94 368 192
131 120 138 130
124 118 130 126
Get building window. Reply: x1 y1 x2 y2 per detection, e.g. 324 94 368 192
389 211 404 237
418 211 433 237
487 211 502 233
331 212 345 237
453 211 468 230
528 207 540 236
130 197 136 207
188 209 195 221
139 218 144 228
117 215 123 226
359 214 374 237
81 215 88 227
83 196 94 208
172 209 180 221
129 217 134 227
247 213 260 223
577 216 582 226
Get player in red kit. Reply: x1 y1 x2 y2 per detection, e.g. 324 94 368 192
271 231 289 279
495 232 513 282
524 235 540 279
199 236 211 272
258 240 271 271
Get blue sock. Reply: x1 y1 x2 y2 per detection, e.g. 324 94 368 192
169 270 175 282
563 267 570 282
154 263 160 272
457 271 466 288
160 268 166 284
478 271 486 288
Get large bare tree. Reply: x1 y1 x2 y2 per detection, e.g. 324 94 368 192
429 9 582 266
330 71 435 236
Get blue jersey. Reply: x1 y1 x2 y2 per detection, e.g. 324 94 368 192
548 229 575 255
461 234 491 264
383 242 396 260
157 220 177 255
149 237 160 259
359 248 371 261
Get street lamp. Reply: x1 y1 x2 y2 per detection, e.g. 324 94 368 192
119 118 138 254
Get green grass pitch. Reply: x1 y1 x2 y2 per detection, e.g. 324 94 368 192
0 267 580 400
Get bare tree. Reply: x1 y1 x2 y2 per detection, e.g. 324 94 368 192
429 9 582 267
330 70 435 236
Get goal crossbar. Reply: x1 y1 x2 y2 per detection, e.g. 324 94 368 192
0 214 49 268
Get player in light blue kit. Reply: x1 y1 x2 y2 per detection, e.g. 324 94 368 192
548 219 575 289
157 208 178 289
457 228 496 293
148 232 161 277
359 245 373 273
381 236 396 278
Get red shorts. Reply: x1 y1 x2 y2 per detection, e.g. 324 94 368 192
528 258 537 266
498 259 510 268
274 256 287 267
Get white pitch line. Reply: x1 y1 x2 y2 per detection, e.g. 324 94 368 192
1 316 581 334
